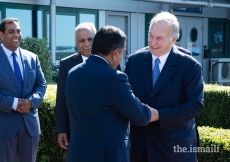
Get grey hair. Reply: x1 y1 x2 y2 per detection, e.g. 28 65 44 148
75 22 97 41
148 11 180 39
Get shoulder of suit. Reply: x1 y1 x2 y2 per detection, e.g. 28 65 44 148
129 49 149 59
61 52 80 62
20 48 37 58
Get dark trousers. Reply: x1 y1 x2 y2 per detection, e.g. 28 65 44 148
141 148 148 162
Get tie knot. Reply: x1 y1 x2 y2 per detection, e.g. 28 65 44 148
12 52 16 57
155 58 160 65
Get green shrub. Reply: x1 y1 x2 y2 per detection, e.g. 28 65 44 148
196 84 230 129
37 85 66 162
37 84 230 162
20 37 53 82
198 126 230 162
0 37 53 82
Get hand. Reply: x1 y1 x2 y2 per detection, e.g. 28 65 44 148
16 99 32 114
146 105 159 122
57 133 68 149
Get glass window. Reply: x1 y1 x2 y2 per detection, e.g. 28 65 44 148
37 11 43 39
79 13 96 24
47 14 76 53
209 20 226 56
190 28 197 42
6 9 32 38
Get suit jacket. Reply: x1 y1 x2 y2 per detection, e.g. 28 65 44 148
55 53 83 135
0 46 46 137
125 45 204 162
65 55 151 162
55 53 121 135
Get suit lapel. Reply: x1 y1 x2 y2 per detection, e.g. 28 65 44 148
149 47 178 98
74 53 84 64
20 49 29 93
0 46 22 93
141 51 153 95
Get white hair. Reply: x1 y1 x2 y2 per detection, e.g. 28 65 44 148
75 22 97 41
148 11 180 39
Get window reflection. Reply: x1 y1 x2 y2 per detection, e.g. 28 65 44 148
47 14 76 53
6 9 32 38
79 13 96 24
37 11 42 39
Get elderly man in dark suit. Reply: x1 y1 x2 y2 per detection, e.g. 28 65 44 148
55 22 97 149
65 26 157 162
0 18 46 162
125 11 204 162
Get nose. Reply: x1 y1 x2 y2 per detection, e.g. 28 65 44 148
85 40 90 46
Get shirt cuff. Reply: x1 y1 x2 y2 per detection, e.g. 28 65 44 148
12 98 18 110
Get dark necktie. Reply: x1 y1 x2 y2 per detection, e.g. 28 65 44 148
12 52 23 91
152 58 160 87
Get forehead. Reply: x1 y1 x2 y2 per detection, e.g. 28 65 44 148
5 21 20 30
150 21 171 36
76 28 94 39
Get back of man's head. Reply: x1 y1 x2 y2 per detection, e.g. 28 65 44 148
92 25 127 56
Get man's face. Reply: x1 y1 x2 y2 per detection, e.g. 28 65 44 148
0 21 22 52
76 28 95 57
148 21 176 57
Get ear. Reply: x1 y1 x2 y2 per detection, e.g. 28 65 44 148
172 36 177 43
112 48 119 61
0 32 3 41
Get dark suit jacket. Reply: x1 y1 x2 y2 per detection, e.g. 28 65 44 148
55 53 83 135
65 55 151 162
125 45 204 162
55 53 121 135
0 46 46 138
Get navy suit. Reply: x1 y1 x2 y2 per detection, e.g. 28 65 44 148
125 45 204 162
0 46 46 161
65 55 151 162
55 53 121 136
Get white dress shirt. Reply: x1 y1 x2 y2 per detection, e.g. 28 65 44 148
2 44 24 110
151 51 170 72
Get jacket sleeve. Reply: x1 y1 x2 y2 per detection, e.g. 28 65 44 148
111 72 151 126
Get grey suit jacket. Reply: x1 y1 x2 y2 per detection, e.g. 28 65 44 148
0 46 47 137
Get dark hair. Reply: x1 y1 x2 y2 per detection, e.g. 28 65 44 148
91 26 127 56
0 18 19 33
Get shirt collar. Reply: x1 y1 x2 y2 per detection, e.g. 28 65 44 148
151 50 170 64
81 54 90 62
2 44 20 58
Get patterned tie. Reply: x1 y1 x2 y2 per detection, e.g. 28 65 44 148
12 52 23 91
152 58 160 87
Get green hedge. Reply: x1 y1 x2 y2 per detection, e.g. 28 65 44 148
198 126 230 162
37 85 66 162
196 84 230 129
37 84 230 162
20 37 53 82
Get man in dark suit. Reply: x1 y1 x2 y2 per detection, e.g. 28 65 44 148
125 11 204 162
55 22 97 149
0 18 46 162
65 26 157 162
